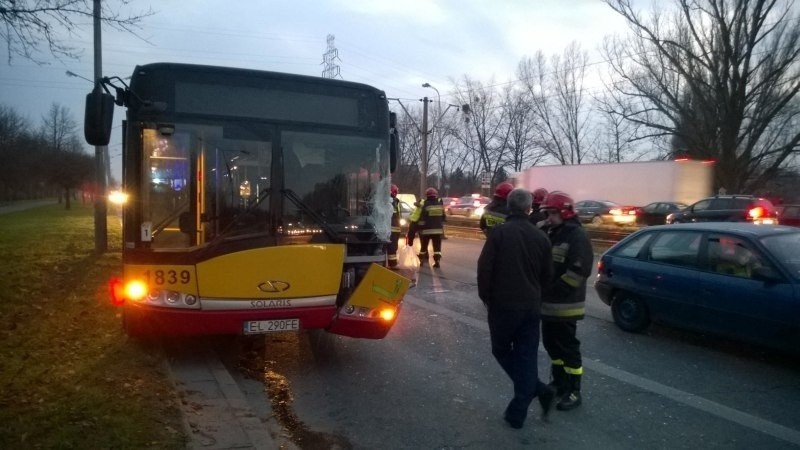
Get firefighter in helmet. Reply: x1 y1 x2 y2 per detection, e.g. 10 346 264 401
407 187 445 267
539 191 594 411
480 181 513 235
529 187 549 227
388 184 402 268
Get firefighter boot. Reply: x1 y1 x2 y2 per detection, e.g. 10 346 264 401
556 374 582 411
433 255 441 268
418 252 428 266
548 364 568 397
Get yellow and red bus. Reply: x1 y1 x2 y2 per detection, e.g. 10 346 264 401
85 62 410 338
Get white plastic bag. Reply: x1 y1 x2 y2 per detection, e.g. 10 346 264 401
397 244 420 286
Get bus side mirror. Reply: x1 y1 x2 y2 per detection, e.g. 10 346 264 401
389 112 399 173
84 87 115 146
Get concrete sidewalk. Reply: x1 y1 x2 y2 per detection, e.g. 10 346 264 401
0 199 56 215
166 348 297 449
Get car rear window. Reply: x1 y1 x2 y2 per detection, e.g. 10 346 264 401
784 206 800 217
648 231 703 268
761 232 800 280
612 232 653 258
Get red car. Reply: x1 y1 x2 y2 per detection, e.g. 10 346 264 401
777 204 800 227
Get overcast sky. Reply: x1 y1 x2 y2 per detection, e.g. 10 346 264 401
0 0 637 179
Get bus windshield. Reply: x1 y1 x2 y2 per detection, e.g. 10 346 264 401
282 130 384 234
140 121 388 249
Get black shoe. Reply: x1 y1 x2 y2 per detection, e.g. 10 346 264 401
503 413 523 429
538 384 557 419
432 261 440 268
556 391 582 411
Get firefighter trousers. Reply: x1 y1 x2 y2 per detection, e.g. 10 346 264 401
418 234 442 263
542 320 582 375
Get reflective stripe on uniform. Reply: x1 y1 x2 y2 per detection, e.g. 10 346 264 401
420 228 444 235
483 211 507 228
541 301 586 318
552 244 568 263
564 366 583 375
426 205 444 216
551 359 565 366
560 269 584 287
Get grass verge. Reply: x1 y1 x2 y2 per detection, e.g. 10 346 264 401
0 203 185 449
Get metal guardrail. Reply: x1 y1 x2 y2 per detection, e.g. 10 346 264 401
443 217 634 246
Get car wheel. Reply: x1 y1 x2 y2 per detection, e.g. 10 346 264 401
611 292 650 332
591 215 603 225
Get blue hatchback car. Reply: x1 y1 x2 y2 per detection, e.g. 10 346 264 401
594 223 800 352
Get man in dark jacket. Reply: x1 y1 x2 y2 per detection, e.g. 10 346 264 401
539 190 594 411
477 188 557 429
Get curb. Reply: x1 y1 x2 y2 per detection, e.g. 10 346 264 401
166 347 294 449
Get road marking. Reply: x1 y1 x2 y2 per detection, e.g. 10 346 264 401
404 294 800 447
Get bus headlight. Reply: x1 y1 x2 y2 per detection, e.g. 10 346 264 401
378 308 396 321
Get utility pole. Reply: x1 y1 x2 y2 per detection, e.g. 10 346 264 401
420 97 429 198
93 0 107 252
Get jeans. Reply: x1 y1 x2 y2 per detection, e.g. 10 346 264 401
488 307 547 422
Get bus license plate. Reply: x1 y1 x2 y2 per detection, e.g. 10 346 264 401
243 319 300 335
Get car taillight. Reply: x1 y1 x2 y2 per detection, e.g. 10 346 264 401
609 208 621 215
749 206 764 219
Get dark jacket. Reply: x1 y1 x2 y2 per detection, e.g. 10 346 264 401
528 205 547 227
477 213 553 310
480 198 510 234
408 197 445 238
391 197 401 234
541 218 594 321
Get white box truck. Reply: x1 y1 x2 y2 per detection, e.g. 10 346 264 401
518 160 713 206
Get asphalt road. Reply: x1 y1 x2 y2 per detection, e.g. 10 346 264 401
216 237 800 449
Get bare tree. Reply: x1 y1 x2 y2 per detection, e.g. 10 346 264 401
392 104 424 194
451 75 511 187
426 99 464 194
593 89 644 162
39 102 89 208
0 0 153 64
603 0 800 193
502 83 548 172
40 103 76 152
518 43 595 165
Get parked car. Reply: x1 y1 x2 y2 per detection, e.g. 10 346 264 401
441 197 459 209
594 222 800 353
447 195 490 219
574 200 638 225
665 194 778 225
398 200 414 230
636 201 688 226
776 204 800 227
